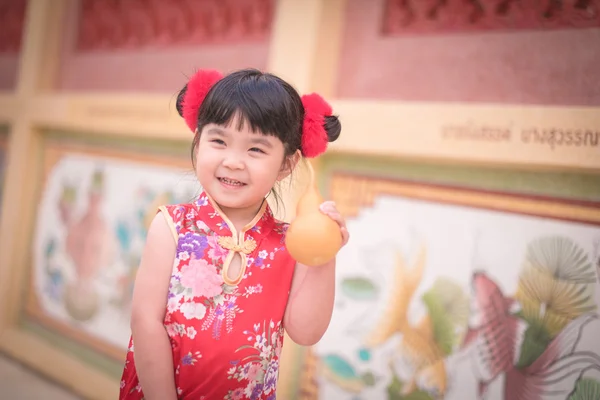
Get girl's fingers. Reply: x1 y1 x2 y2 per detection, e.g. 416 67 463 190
319 201 349 245
319 201 337 214
340 226 350 246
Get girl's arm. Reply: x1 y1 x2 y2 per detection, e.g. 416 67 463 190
129 214 178 400
283 202 349 346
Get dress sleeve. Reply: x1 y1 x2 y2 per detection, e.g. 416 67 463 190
157 204 181 243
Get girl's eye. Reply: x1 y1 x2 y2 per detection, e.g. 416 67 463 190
211 139 226 146
249 147 266 154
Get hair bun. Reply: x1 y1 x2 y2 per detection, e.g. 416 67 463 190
175 85 188 118
324 115 341 143
178 69 224 132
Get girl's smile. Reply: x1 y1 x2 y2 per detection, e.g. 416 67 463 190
194 115 291 227
217 177 247 188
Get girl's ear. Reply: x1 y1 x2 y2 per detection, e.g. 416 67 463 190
277 150 301 181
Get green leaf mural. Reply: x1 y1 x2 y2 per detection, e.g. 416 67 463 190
568 378 600 400
319 354 377 394
515 316 552 369
341 276 379 301
515 236 597 338
421 277 470 355
386 369 433 400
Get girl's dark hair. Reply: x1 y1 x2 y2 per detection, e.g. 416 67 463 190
175 68 341 165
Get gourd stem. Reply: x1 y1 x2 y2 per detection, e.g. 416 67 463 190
306 159 315 188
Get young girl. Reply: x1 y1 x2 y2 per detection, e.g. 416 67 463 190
119 68 349 400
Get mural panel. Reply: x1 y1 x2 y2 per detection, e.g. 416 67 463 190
297 173 600 400
26 139 199 361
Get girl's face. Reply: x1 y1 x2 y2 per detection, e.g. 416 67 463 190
195 114 296 220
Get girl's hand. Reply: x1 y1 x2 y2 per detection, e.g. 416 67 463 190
319 201 349 247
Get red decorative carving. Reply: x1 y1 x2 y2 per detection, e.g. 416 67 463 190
0 0 26 53
76 0 274 51
382 0 600 35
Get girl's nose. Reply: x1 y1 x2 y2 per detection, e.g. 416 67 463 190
222 154 245 170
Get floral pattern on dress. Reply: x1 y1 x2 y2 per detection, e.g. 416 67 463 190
245 246 286 277
180 257 224 298
119 193 296 400
226 320 284 400
168 244 258 340
177 232 208 259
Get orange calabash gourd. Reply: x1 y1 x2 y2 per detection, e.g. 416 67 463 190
285 161 343 266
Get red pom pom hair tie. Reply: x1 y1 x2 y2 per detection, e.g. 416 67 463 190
181 72 332 157
301 93 333 158
182 69 224 133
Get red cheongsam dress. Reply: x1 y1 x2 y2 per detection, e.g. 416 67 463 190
119 191 296 400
